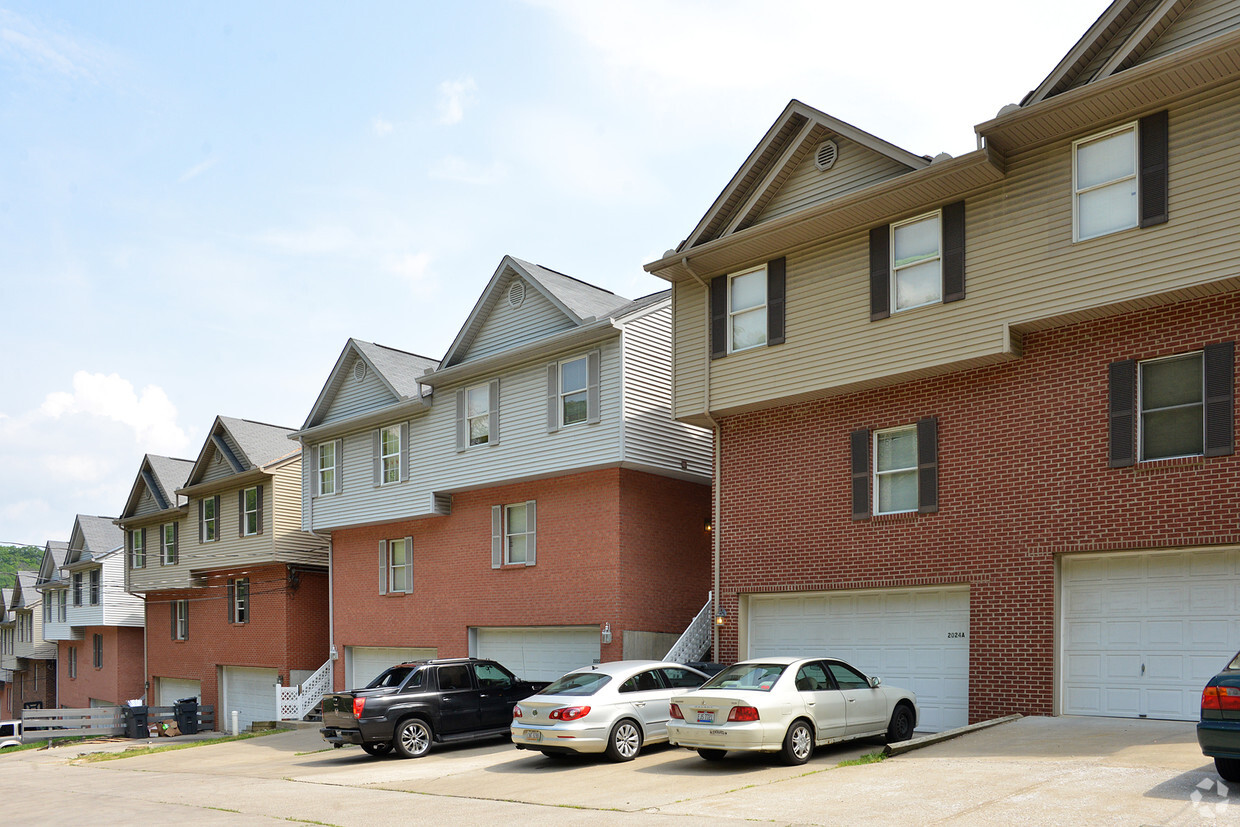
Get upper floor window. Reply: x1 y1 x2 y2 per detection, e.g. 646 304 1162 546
1140 352 1204 461
728 266 767 352
380 425 401 484
560 357 589 426
380 537 413 595
73 573 83 606
44 597 52 623
161 523 178 565
228 578 249 624
89 569 100 605
317 441 337 495
467 384 491 445
891 212 942 312
57 590 66 622
851 418 939 519
201 495 219 543
241 486 261 536
172 599 189 640
491 501 537 568
130 528 146 569
1074 123 1137 241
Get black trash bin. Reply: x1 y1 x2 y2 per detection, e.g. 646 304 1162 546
174 697 199 735
124 706 149 739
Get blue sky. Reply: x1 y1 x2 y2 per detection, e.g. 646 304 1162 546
0 0 1109 547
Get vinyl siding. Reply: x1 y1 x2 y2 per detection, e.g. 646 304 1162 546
463 284 576 362
134 487 163 518
201 451 235 484
17 607 56 659
1066 0 1161 93
1141 0 1240 63
671 285 708 420
673 85 1240 418
321 354 401 425
756 136 914 226
41 591 81 641
125 517 195 593
307 339 625 530
620 306 713 477
100 555 144 626
271 462 329 563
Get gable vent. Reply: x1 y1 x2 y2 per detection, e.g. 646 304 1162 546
508 280 526 308
814 140 839 171
353 360 367 382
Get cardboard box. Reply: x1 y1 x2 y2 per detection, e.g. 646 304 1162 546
159 721 181 737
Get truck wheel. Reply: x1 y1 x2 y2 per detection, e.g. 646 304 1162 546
394 719 432 758
360 742 391 757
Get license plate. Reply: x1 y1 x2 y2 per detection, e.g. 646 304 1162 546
696 711 714 724
523 729 542 742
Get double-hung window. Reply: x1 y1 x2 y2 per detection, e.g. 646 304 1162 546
874 426 919 514
560 357 589 426
92 633 103 669
172 599 189 640
1074 123 1138 241
242 486 260 536
228 578 249 624
467 384 491 445
68 646 77 679
201 496 218 542
44 598 51 623
317 441 337 495
73 573 83 606
380 537 414 595
130 528 146 569
57 590 66 622
728 266 767 351
381 425 401 484
492 501 537 567
851 418 939 519
89 569 100 605
891 212 942 312
161 523 178 565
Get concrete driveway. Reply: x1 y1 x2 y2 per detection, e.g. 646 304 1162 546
3 716 1232 825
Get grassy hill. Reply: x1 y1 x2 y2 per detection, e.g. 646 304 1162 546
0 545 44 590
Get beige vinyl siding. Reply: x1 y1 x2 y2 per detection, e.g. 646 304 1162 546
671 284 708 421
620 306 713 478
1142 0 1240 63
1067 0 1161 93
134 487 163 518
18 606 56 659
309 339 625 531
463 285 576 363
321 354 401 425
271 463 328 563
125 516 195 593
676 84 1240 416
757 136 914 226
100 555 145 626
201 451 235 484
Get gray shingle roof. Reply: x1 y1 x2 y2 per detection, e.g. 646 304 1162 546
354 340 440 400
75 515 122 555
509 258 634 321
0 588 10 622
218 417 300 469
12 572 37 608
148 455 194 504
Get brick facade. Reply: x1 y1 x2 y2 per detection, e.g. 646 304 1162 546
10 660 56 711
145 564 328 720
714 293 1240 722
330 467 711 688
57 626 144 708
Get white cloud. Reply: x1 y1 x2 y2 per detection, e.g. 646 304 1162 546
436 77 478 125
177 155 218 183
372 117 394 137
40 371 191 455
428 155 507 186
0 9 109 83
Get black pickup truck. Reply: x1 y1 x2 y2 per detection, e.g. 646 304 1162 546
320 657 549 758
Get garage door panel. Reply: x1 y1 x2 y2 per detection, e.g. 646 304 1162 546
1191 551 1230 576
157 678 201 707
1106 621 1141 646
221 667 278 731
347 646 437 690
474 627 600 682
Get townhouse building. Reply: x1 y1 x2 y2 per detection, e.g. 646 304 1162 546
647 0 1240 732
293 256 714 688
120 428 329 730
0 588 13 717
7 569 57 710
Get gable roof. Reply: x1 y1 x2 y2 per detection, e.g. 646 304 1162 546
674 100 929 254
11 571 38 609
0 588 10 623
1025 0 1192 105
438 256 633 369
119 454 195 521
184 416 300 488
300 339 439 431
35 541 70 586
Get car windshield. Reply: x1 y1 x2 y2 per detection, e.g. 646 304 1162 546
539 672 612 696
367 666 414 688
700 663 787 692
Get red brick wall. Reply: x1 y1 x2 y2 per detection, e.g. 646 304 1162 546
57 627 145 708
330 468 711 688
11 661 55 711
714 292 1240 722
145 563 328 720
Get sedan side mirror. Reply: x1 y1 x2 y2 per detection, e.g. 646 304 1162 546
868 676 882 688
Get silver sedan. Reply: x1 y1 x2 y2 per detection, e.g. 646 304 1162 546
511 660 709 761
667 656 918 765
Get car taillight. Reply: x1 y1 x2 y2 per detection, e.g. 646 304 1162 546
728 706 760 722
669 703 683 720
1203 686 1240 711
352 697 366 718
549 706 590 721
513 705 523 718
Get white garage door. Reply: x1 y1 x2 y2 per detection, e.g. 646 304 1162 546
1062 548 1240 721
220 667 278 731
473 627 600 681
156 677 201 706
346 646 438 690
748 586 970 733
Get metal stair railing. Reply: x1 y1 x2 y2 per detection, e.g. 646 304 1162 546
664 592 713 664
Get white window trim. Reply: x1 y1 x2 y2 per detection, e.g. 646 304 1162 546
68 645 77 679
175 600 189 640
890 210 943 313
1137 350 1205 462
89 569 100 605
387 538 410 593
466 383 491 446
380 425 401 485
504 503 535 565
318 442 336 495
92 633 103 669
242 486 260 536
161 524 177 566
559 356 590 428
1072 120 1139 243
873 424 918 516
130 529 146 569
202 498 217 542
727 264 768 353
57 590 66 622
231 578 249 624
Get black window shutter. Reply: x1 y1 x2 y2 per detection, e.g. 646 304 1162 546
917 417 939 513
767 257 786 346
238 490 245 536
942 201 966 303
1204 341 1235 457
710 275 728 358
226 581 235 623
214 496 221 537
850 429 870 520
1109 359 1137 467
1139 110 1169 228
256 485 264 534
869 227 890 321
198 500 204 543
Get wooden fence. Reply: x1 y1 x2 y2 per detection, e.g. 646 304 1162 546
21 705 216 742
